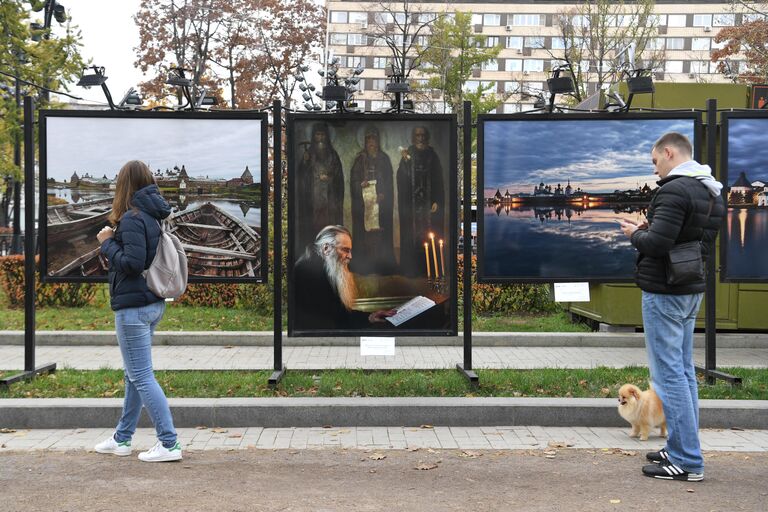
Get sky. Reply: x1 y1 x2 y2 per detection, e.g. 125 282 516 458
45 116 262 180
47 0 144 105
727 118 768 185
482 118 696 196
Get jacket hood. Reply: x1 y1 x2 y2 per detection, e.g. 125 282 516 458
665 160 723 197
131 184 171 220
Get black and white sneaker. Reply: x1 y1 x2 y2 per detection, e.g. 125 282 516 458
646 447 669 464
642 461 704 481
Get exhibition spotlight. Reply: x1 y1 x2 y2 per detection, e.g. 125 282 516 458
117 87 143 109
165 68 195 110
76 66 117 110
624 68 655 110
545 65 575 112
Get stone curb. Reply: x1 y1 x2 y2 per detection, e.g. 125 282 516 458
2 331 766 348
1 397 766 430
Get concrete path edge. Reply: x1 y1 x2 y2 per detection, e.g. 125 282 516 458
2 397 766 430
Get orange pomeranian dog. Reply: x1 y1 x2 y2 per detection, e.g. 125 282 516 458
617 384 667 441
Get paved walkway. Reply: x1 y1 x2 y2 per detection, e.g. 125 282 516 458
1 345 766 370
2 426 766 453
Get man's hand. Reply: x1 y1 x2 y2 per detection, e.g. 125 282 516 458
617 218 646 238
368 309 397 323
97 226 114 244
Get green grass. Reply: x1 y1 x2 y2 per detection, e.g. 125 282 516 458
0 286 581 332
1 368 765 400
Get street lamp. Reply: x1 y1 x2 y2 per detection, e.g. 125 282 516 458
76 66 117 110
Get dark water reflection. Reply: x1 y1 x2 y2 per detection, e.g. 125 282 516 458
483 205 643 280
726 208 768 279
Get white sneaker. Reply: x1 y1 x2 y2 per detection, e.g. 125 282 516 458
94 435 132 456
138 441 183 462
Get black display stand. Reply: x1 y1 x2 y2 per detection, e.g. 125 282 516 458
456 101 478 386
269 100 286 386
695 99 740 386
0 97 57 387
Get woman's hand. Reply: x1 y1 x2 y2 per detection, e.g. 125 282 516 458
97 226 114 243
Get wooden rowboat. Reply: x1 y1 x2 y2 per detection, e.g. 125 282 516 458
48 246 109 277
47 198 112 243
168 202 261 278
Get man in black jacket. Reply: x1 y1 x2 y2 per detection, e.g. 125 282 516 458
619 132 724 482
293 225 395 332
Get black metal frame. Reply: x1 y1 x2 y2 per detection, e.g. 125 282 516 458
269 101 286 386
286 112 459 337
718 110 768 283
1 97 57 388
38 109 270 284
476 111 703 284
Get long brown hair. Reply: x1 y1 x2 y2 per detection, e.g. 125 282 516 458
108 160 155 225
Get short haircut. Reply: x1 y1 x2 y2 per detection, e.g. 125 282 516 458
653 132 692 157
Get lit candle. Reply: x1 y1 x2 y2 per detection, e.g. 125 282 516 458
424 242 430 279
439 239 445 277
429 232 439 279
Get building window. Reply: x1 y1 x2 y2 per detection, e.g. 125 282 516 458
713 14 734 26
330 33 347 45
551 37 566 50
506 36 523 49
349 12 367 24
524 59 544 72
646 38 664 50
511 14 541 26
693 14 712 27
505 59 523 72
667 14 687 27
691 38 710 51
371 79 387 91
346 57 361 68
666 37 684 50
690 61 711 74
483 14 501 26
482 59 499 71
371 100 389 111
503 81 519 93
665 60 683 73
348 33 365 45
472 13 483 25
650 14 667 26
418 12 438 24
485 36 500 48
373 57 389 69
711 38 726 50
525 36 544 48
463 80 480 92
330 11 348 24
571 15 589 28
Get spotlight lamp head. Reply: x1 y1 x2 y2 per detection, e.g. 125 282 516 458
302 92 312 101
300 65 310 72
52 3 67 23
331 56 340 65
76 66 108 87
299 83 307 91
354 65 365 75
313 105 322 111
325 101 336 109
308 84 316 91
29 22 45 42
318 70 325 77
165 68 192 87
295 75 305 82
303 101 313 110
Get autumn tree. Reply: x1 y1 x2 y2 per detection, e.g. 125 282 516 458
547 0 662 103
711 3 768 83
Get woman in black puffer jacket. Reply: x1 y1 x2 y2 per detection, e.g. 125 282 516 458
93 161 182 463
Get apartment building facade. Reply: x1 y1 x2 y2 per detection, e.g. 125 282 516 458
324 1 750 112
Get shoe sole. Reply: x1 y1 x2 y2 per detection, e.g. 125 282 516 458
645 474 704 482
95 448 132 457
138 454 183 462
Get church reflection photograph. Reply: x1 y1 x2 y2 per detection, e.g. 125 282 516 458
478 114 698 282
41 112 267 282
721 114 768 282
287 115 457 336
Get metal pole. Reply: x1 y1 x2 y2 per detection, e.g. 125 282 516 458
12 76 22 254
23 96 36 371
456 100 478 385
269 100 285 386
704 98 717 385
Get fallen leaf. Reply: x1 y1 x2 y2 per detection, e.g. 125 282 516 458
408 447 420 452
211 428 228 434
686 489 695 493
415 463 438 470
227 434 242 438
459 450 481 458
730 426 744 431
369 453 386 460
2 428 19 433
369 469 376 473
609 499 621 504
427 448 438 454
224 345 234 349
620 450 637 456
543 450 557 456
548 441 574 448
545 454 556 459
195 426 208 430
322 425 333 429
419 424 434 429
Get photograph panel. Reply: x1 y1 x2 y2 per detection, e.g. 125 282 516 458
41 112 267 282
479 116 697 282
288 115 457 336
723 116 768 281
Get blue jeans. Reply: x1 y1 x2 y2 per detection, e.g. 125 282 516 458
113 301 177 448
642 291 704 473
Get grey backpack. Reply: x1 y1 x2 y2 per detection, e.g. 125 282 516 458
143 219 188 299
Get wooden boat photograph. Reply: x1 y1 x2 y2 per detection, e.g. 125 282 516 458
48 246 109 277
168 202 261 278
47 198 113 243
